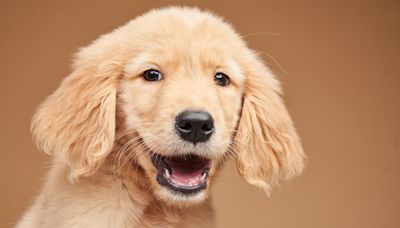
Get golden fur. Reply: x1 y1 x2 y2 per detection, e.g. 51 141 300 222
18 6 305 227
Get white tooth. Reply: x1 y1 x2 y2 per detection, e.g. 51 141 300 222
201 172 207 181
164 168 170 178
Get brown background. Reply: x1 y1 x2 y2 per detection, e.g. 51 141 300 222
1 0 399 227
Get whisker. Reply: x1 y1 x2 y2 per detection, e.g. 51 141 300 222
256 49 288 75
242 31 279 38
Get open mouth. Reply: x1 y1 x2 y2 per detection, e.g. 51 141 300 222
151 153 211 194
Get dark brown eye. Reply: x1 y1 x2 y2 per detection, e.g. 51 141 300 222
143 69 163 81
214 72 230 86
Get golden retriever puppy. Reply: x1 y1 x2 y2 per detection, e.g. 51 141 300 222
17 6 305 228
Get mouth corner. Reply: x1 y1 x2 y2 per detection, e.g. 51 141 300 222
150 153 211 195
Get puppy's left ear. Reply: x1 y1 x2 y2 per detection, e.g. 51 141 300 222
235 53 305 194
31 56 120 181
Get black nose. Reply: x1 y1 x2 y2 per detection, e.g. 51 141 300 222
175 111 214 144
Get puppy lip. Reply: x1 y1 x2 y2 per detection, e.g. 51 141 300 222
150 153 211 194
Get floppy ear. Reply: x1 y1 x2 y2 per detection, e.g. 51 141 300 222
31 59 119 181
235 54 305 194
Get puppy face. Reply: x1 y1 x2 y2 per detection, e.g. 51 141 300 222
32 7 305 208
119 22 245 203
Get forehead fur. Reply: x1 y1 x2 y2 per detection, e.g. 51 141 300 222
72 7 248 73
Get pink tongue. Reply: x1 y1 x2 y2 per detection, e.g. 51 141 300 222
170 169 203 186
166 157 209 186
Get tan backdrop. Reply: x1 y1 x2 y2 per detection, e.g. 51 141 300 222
1 0 399 227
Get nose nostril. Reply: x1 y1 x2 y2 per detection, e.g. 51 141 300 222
201 124 213 133
179 122 192 131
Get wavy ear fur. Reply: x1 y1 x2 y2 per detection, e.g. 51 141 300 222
31 56 119 181
235 53 305 194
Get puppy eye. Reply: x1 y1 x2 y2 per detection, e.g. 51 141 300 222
214 72 230 86
143 69 163 81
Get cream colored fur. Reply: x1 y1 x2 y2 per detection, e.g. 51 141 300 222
17 6 305 227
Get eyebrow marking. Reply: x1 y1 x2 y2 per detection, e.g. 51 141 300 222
124 53 159 78
226 59 244 84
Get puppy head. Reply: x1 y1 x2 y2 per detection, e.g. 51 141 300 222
32 7 304 206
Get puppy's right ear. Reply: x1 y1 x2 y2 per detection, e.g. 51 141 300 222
234 52 305 194
31 58 120 180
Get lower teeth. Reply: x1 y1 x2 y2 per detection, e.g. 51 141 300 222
164 168 171 178
163 169 208 182
201 172 207 181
